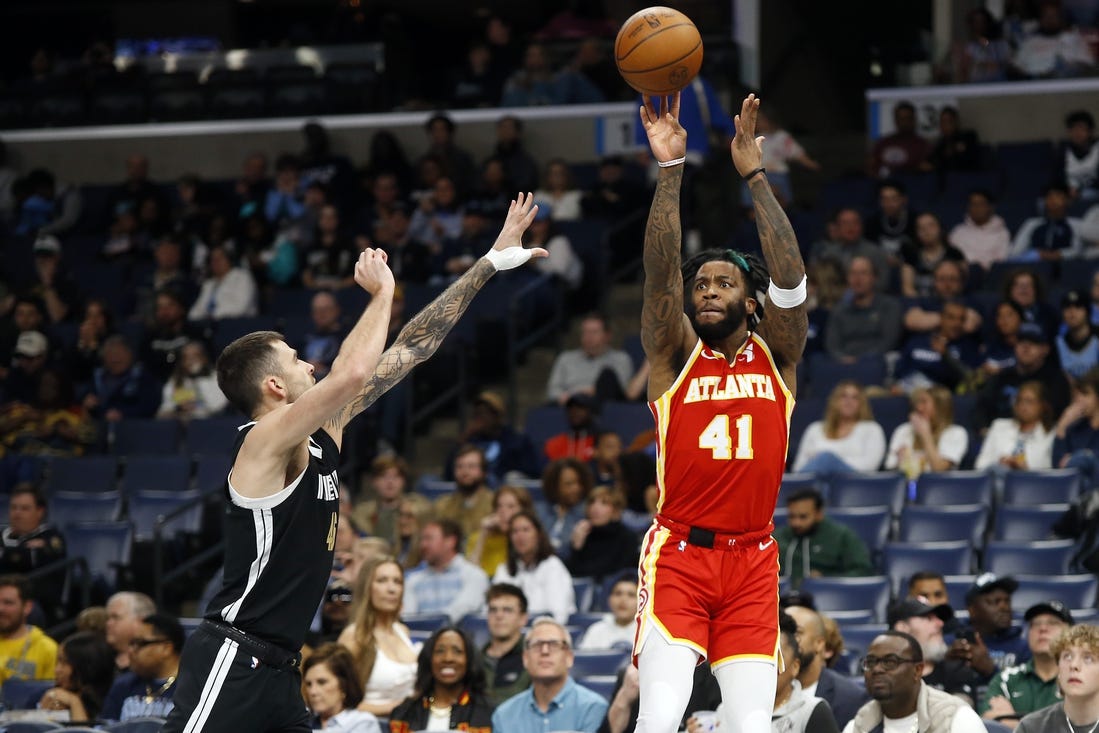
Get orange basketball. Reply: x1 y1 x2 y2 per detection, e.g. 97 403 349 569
615 6 703 96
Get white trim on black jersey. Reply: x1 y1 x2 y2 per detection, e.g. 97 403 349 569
227 466 305 511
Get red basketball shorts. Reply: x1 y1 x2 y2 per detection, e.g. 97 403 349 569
633 518 780 668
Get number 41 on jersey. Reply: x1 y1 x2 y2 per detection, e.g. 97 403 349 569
698 414 754 460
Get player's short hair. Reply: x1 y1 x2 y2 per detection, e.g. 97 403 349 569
486 583 529 613
787 488 824 510
216 331 286 416
681 249 770 332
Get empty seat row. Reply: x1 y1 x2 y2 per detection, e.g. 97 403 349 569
38 451 231 495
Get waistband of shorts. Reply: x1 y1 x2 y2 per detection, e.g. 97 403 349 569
655 514 773 550
199 619 301 671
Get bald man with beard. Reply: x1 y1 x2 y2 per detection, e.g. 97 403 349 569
785 605 868 729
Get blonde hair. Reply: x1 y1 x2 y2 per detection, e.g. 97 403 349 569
349 555 404 687
1053 624 1099 660
823 380 873 439
910 385 954 441
494 485 534 514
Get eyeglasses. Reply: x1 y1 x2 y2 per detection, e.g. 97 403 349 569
129 637 169 650
860 655 918 672
525 639 570 653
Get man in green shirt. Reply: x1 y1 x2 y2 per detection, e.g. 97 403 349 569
774 488 873 587
980 600 1073 729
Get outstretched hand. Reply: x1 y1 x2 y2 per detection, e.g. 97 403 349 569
486 192 548 270
731 93 765 177
639 93 687 164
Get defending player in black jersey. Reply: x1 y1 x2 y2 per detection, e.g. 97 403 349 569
163 194 546 733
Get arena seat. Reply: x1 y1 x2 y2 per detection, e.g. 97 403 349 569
128 488 204 542
45 455 119 494
829 472 907 516
799 576 891 623
1011 574 1098 611
778 472 824 506
570 649 630 678
65 520 134 590
993 504 1069 541
912 471 994 507
898 505 988 548
883 541 974 593
51 490 122 526
829 506 892 556
121 455 193 497
182 417 244 457
1002 469 1082 506
578 675 619 702
111 419 181 456
983 540 1076 576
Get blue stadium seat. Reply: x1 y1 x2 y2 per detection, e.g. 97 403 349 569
65 520 133 590
786 397 825 472
806 353 887 400
573 577 596 613
1012 574 1098 611
45 455 119 494
868 397 910 455
993 504 1069 541
121 455 193 496
415 477 456 502
111 419 180 456
799 576 891 623
829 506 892 556
943 575 978 607
571 649 630 678
601 402 653 445
193 453 232 494
1 678 54 710
51 490 121 526
983 540 1076 576
459 614 490 649
104 718 169 733
579 675 619 702
568 612 608 631
128 488 204 542
182 416 244 457
839 624 884 658
883 541 974 593
826 609 876 624
913 472 994 507
1002 470 1082 506
899 505 988 548
778 473 824 506
401 613 450 633
829 472 907 516
2 720 63 732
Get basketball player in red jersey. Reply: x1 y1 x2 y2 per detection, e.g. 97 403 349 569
633 92 808 733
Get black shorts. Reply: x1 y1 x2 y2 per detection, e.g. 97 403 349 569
161 623 311 732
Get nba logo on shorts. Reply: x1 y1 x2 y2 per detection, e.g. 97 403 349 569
678 540 687 552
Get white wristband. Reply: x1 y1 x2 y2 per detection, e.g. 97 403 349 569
657 156 687 168
483 247 534 271
767 275 808 309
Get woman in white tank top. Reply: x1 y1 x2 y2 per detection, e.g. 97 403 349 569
337 556 421 716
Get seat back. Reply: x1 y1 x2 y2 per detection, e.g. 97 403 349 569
121 455 193 496
1012 574 1099 610
899 505 988 548
182 417 244 457
401 612 450 633
883 541 974 593
111 419 180 456
830 472 907 516
1002 470 1082 505
829 506 892 556
993 504 1069 541
799 576 891 623
45 455 118 493
1 678 55 710
983 540 1076 576
65 520 134 588
570 649 630 678
51 490 122 526
128 489 204 541
913 471 994 507
838 623 884 660
778 473 823 506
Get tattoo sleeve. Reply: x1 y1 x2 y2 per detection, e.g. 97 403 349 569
749 175 808 372
641 167 688 363
326 259 496 430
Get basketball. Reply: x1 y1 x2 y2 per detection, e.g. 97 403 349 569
614 6 703 96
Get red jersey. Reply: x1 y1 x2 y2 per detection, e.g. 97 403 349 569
649 333 794 534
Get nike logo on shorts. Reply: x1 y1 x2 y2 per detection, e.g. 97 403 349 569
759 539 774 551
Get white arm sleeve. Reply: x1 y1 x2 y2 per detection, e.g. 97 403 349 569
767 276 808 309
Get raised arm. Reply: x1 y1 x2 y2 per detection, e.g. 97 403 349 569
245 248 394 459
325 193 545 433
732 94 808 390
639 93 696 401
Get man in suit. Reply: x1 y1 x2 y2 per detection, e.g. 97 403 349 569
785 605 869 729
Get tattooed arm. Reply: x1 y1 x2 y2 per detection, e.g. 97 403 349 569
638 93 697 401
324 193 543 439
731 94 808 393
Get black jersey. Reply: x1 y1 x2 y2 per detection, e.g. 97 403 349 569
205 423 341 651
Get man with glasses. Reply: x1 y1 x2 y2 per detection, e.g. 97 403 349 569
481 583 531 704
1016 623 1099 732
981 600 1074 729
844 631 985 732
101 613 184 722
491 617 608 732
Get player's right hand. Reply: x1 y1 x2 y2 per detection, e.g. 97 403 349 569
354 247 395 296
639 93 686 164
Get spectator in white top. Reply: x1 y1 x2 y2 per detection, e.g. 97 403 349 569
187 245 258 321
975 380 1054 471
885 385 969 478
533 159 583 221
792 380 887 474
492 510 576 624
1058 110 1099 203
546 313 634 405
1010 1 1095 79
156 340 227 419
403 519 489 623
948 190 1011 272
577 574 638 651
738 106 820 208
528 202 583 290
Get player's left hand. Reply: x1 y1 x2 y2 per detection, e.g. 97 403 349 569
485 192 548 270
731 93 765 177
